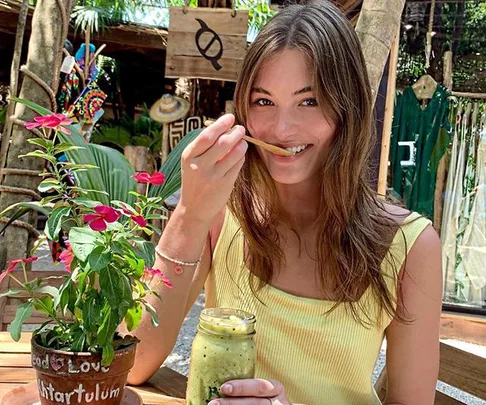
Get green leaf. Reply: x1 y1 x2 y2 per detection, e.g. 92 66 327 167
69 227 98 262
0 202 53 235
72 198 99 208
38 178 62 193
19 151 57 165
34 296 54 315
61 163 99 170
35 286 60 301
54 279 70 309
83 294 99 332
0 289 23 298
0 201 52 219
27 138 53 150
45 206 71 241
124 302 142 331
118 272 133 318
9 97 52 115
10 302 33 341
132 239 155 268
97 307 117 346
99 267 119 308
101 342 115 367
71 331 86 352
59 127 137 205
53 144 84 154
144 302 159 328
88 246 112 271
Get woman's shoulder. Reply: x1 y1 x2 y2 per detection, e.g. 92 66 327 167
380 203 431 227
380 203 437 254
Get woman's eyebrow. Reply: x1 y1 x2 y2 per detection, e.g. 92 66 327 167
251 87 271 95
293 86 312 95
250 86 313 96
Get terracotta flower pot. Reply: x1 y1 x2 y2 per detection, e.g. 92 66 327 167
31 336 137 405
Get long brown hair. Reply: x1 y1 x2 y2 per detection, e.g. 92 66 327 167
230 0 405 325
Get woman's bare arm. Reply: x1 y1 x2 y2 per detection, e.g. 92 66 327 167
384 225 443 405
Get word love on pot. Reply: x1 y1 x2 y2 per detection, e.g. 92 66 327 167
32 352 110 373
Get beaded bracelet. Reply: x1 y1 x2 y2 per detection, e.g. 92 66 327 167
155 246 200 274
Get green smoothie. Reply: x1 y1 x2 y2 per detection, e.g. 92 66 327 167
186 308 256 405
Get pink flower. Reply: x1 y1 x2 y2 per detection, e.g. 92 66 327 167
0 257 38 283
84 205 122 231
132 172 165 185
59 245 74 273
145 267 173 288
24 113 73 134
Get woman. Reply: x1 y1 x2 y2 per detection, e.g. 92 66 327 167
127 1 442 404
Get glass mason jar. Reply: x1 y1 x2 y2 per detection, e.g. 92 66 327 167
186 308 257 405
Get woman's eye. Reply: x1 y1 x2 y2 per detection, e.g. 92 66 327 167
253 98 273 106
301 98 318 107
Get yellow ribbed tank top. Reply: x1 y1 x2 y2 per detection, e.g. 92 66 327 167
205 209 432 405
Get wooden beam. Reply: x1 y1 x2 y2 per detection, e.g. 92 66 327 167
0 10 167 52
440 312 486 346
439 342 486 400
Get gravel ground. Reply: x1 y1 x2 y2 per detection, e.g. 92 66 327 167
31 243 486 404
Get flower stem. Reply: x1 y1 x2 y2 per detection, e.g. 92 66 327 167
21 263 28 284
9 273 25 288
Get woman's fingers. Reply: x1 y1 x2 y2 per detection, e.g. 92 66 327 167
202 124 246 164
215 139 248 176
186 114 235 158
209 398 283 405
221 379 284 398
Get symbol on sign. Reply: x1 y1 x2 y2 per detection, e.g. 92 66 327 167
195 18 223 71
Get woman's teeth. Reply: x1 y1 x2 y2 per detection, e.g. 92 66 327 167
284 144 308 155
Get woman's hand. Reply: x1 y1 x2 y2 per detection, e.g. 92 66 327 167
208 379 292 405
178 113 247 226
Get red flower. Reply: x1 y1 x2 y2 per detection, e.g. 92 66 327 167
132 172 165 185
0 257 38 283
84 205 122 231
118 203 147 227
24 113 73 134
131 215 147 228
59 245 74 273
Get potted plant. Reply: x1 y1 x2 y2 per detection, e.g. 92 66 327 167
0 108 173 405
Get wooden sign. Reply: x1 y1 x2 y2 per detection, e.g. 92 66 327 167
165 7 249 82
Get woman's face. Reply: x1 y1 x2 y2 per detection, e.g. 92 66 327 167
247 49 337 186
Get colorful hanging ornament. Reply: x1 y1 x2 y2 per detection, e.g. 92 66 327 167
66 82 107 124
75 43 99 83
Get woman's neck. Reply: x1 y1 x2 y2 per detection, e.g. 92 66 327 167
275 178 320 229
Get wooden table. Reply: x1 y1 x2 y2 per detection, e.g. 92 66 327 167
0 332 187 404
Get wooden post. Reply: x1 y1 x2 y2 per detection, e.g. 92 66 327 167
434 51 453 232
84 26 90 82
225 100 234 115
377 25 400 198
443 51 453 91
161 123 170 164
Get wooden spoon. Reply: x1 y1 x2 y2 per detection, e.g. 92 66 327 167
204 120 293 157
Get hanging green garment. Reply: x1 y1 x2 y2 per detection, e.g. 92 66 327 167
389 84 451 219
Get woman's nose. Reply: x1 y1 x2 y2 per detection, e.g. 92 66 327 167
272 109 298 141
